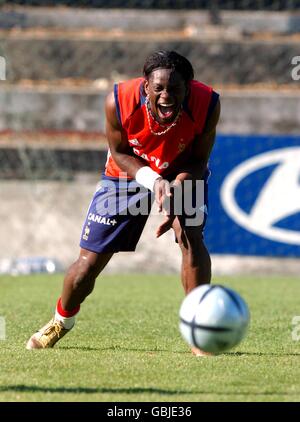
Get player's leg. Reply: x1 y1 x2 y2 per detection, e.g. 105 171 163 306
26 249 113 350
173 220 212 357
172 219 211 294
172 171 211 293
60 248 113 311
172 172 212 356
26 175 153 350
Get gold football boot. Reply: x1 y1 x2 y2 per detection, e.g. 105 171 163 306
26 318 71 349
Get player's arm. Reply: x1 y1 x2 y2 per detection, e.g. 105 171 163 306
106 92 164 193
156 99 221 238
175 98 221 184
105 91 146 179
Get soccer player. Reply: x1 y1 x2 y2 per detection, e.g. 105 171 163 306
26 50 220 356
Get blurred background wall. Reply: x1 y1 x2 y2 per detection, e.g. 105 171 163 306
0 1 299 275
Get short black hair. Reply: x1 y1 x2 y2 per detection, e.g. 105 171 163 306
143 50 194 83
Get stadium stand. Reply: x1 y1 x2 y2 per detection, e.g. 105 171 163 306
0 1 299 273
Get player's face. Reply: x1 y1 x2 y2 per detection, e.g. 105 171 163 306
144 68 188 125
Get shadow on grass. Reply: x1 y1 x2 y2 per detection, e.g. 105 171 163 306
0 385 192 395
0 385 299 396
59 346 187 353
226 351 300 357
58 346 300 357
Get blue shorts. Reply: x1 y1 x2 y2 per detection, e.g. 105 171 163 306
80 172 209 253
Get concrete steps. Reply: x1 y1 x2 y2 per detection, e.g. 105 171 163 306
1 85 300 134
1 33 299 85
1 7 299 34
0 7 299 135
1 7 299 84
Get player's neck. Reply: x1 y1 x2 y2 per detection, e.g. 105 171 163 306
145 97 182 136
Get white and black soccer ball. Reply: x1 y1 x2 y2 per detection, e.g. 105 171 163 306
179 284 250 354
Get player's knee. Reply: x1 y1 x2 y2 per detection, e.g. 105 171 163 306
176 226 187 250
177 226 203 252
186 227 204 245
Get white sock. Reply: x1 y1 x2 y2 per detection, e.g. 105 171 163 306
54 310 76 330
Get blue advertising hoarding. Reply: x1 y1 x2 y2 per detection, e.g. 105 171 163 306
205 135 300 257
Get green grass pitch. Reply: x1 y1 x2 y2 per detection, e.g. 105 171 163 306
0 273 300 402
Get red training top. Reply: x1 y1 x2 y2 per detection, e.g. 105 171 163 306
105 77 214 178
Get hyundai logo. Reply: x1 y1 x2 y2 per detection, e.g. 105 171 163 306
220 147 300 245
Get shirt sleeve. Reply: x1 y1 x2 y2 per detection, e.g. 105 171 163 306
205 90 220 125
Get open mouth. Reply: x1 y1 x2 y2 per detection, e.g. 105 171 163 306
157 103 176 121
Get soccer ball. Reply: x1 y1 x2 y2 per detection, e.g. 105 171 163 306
179 284 250 354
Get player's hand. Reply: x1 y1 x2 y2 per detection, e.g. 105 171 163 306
153 178 172 213
156 214 175 238
154 180 182 238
